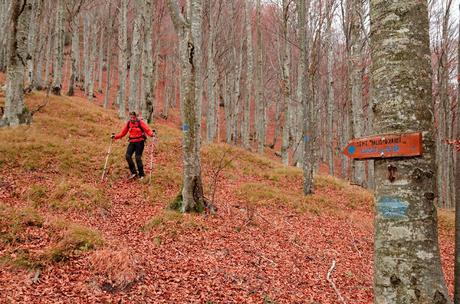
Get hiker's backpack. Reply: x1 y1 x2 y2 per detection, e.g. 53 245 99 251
127 119 147 141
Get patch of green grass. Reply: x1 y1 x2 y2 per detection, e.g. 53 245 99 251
143 210 205 234
345 187 373 210
46 224 103 262
45 179 109 211
26 185 48 204
235 183 294 206
314 175 347 191
438 209 455 234
263 166 302 182
144 210 183 230
2 249 44 270
0 204 44 244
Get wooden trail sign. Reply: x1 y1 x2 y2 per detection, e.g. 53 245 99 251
343 132 423 160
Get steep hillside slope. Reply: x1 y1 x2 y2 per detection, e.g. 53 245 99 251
0 91 455 303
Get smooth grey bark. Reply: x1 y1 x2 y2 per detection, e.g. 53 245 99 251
103 3 113 109
51 0 64 95
166 0 206 213
231 12 244 145
255 0 265 154
298 0 313 194
141 0 154 122
224 74 232 143
292 56 304 168
26 0 42 91
117 0 128 119
436 0 454 208
280 0 292 166
43 20 53 88
2 0 32 127
367 63 375 190
370 0 450 303
281 36 293 166
0 0 8 72
88 21 97 102
242 0 253 150
455 5 460 303
128 1 143 113
68 15 80 96
326 0 334 175
97 24 105 93
348 0 366 187
83 14 90 95
205 0 217 142
163 57 172 119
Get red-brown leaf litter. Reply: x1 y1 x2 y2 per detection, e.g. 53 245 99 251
0 80 455 303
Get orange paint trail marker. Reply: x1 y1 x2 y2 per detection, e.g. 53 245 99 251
343 132 423 160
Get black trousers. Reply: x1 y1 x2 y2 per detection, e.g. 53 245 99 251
125 141 145 176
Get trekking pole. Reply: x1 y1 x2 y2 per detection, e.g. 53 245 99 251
149 130 156 183
101 134 114 183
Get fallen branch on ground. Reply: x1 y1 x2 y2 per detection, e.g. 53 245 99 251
30 86 51 117
326 259 346 304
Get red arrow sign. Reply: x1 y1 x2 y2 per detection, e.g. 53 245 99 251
343 132 423 160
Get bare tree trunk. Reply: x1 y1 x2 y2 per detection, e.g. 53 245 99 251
348 0 366 187
26 0 42 91
280 0 291 165
51 0 64 95
455 5 460 303
366 63 375 190
163 57 172 119
206 0 217 142
97 24 105 94
166 0 206 213
326 0 334 176
128 2 143 113
141 0 154 122
83 14 90 95
255 0 265 154
103 3 113 109
0 0 9 72
242 0 253 150
88 23 97 101
2 0 32 127
68 16 80 96
43 23 53 88
298 0 313 194
371 0 450 302
117 0 128 119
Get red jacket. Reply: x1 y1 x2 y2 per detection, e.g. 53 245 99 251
114 119 154 143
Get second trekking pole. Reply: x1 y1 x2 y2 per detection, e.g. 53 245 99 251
149 130 156 183
101 134 114 183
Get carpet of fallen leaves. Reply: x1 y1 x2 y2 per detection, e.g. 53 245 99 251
0 87 455 303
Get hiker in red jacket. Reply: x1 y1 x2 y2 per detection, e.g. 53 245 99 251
112 112 154 180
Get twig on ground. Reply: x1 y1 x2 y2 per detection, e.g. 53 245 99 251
326 259 346 304
347 221 362 257
31 269 41 284
30 86 51 117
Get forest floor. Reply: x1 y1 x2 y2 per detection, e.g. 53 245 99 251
0 89 456 303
